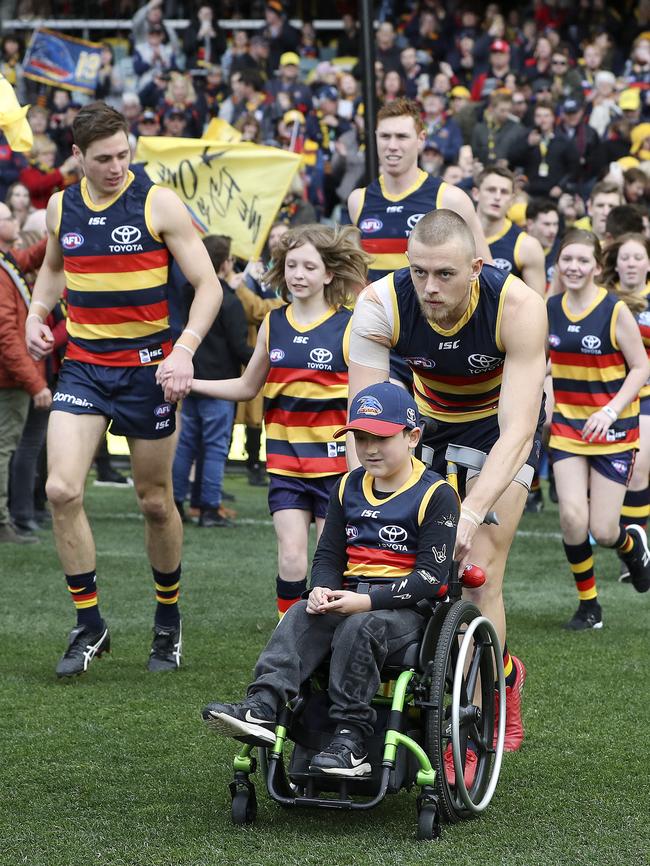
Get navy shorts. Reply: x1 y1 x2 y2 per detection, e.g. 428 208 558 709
641 395 650 416
550 448 636 487
52 360 176 439
267 473 339 518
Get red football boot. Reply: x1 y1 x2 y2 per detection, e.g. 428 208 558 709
443 742 478 788
494 655 526 752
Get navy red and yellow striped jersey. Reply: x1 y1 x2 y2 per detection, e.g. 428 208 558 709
548 288 640 455
487 219 526 279
57 170 171 366
339 457 450 585
544 236 560 294
632 283 650 400
263 304 351 477
384 264 511 423
353 171 445 281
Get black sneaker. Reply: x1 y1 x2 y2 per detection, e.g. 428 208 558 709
56 621 110 677
147 621 182 671
175 500 189 524
198 508 233 528
247 465 268 487
309 731 372 777
563 601 603 631
94 468 133 488
524 488 544 513
622 525 650 593
202 700 277 745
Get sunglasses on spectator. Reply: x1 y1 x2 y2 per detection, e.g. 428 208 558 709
552 58 568 65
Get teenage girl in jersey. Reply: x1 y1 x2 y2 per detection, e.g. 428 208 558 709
547 229 650 631
191 224 371 616
601 233 650 581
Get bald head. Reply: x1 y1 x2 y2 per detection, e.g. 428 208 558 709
409 209 476 262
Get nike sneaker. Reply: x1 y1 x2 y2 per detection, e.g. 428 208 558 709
202 699 277 746
309 731 371 777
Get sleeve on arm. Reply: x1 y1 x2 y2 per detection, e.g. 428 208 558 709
309 479 348 591
370 482 460 610
349 288 394 370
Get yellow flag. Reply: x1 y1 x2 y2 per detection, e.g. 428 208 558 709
134 137 302 261
202 117 241 142
0 73 32 152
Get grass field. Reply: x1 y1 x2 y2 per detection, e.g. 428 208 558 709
2 470 649 866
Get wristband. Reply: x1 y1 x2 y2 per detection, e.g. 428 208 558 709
26 313 44 324
602 405 618 422
174 342 195 356
31 300 50 314
461 505 483 525
182 327 201 341
459 509 480 529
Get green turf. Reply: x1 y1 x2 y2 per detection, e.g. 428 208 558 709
2 475 648 866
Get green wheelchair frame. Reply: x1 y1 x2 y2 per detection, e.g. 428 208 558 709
226 445 507 841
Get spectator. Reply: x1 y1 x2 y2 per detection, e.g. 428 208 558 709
5 181 34 229
400 46 427 100
159 72 203 137
19 136 78 210
234 112 263 143
133 23 176 92
266 51 312 115
220 69 267 127
49 100 81 166
526 197 561 288
298 21 321 60
260 0 300 74
236 35 271 82
624 167 649 203
549 48 583 102
573 179 624 240
26 106 50 139
556 96 605 196
121 92 143 126
200 65 229 119
0 200 49 544
447 33 476 90
1 33 25 102
95 43 125 109
589 70 619 138
336 12 360 58
471 90 524 167
133 108 161 139
579 42 606 97
172 235 252 528
471 38 514 102
183 4 226 71
330 112 366 218
508 100 580 199
0 134 27 203
375 22 402 73
161 106 188 138
421 90 462 164
221 30 251 79
132 0 181 58
522 35 554 83
380 69 405 104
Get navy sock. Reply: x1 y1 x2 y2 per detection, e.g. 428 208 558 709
152 564 181 628
276 576 306 617
65 571 103 630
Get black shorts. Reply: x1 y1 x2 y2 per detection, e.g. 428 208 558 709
52 360 176 440
550 447 636 487
421 408 544 493
267 473 339 518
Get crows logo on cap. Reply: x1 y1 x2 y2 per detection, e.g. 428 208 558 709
356 396 383 416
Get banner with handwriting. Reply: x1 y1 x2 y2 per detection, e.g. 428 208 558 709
134 137 302 260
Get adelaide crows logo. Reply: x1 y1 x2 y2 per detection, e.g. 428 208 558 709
356 396 383 416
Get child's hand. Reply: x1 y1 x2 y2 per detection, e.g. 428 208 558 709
322 590 371 616
306 586 330 614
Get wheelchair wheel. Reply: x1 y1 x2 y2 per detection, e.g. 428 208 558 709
230 782 257 825
423 600 503 822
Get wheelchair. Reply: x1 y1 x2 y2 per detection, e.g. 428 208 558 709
225 444 506 841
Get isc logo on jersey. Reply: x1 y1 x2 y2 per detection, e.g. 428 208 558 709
492 258 512 272
359 218 383 233
109 225 143 252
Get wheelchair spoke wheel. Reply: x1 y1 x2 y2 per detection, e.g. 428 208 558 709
423 600 500 822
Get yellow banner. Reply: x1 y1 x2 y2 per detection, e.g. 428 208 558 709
134 137 302 260
202 117 241 142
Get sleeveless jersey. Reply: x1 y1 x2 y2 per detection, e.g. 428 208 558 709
57 170 171 366
548 288 640 455
632 284 650 400
487 219 526 279
263 304 350 477
353 171 446 281
339 458 449 588
544 236 560 293
383 264 512 423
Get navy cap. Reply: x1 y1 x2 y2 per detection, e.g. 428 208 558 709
334 382 420 438
319 85 339 101
561 97 583 113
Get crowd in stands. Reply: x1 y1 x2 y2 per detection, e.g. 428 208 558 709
2 1 650 226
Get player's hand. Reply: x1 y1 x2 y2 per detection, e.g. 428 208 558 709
33 386 52 409
321 589 371 616
454 515 480 569
581 409 612 442
306 586 330 614
155 347 194 402
25 318 55 360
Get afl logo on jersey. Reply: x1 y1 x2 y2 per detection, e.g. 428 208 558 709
269 348 285 362
345 525 359 540
548 334 561 348
359 217 383 233
407 213 425 229
492 258 512 272
406 356 435 369
61 232 84 250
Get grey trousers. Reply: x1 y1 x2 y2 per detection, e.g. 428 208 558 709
248 600 424 738
0 389 30 525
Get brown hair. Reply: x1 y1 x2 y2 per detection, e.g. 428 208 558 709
476 163 515 189
556 228 605 282
589 179 623 202
72 101 129 153
601 231 650 313
265 224 371 306
376 97 425 134
409 208 476 260
202 235 232 273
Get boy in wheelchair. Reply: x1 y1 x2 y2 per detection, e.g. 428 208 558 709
202 381 460 778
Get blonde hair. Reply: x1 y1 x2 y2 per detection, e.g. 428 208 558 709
163 71 197 106
265 224 372 306
29 134 57 160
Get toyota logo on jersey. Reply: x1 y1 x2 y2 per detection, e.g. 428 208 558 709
111 225 142 245
468 353 502 371
379 525 408 543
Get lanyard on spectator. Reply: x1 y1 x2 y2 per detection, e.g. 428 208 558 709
487 116 497 162
539 134 552 177
0 250 31 307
